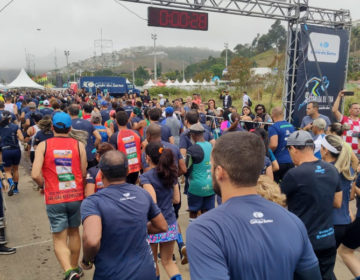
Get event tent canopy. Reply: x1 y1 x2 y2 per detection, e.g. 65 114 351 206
0 83 6 89
144 79 155 88
7 69 44 89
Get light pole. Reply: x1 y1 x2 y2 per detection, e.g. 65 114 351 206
224 42 229 68
151 33 157 81
64 50 70 84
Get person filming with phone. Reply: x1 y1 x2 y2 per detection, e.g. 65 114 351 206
332 90 360 160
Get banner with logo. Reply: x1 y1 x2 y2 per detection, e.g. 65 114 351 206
79 76 127 95
288 24 349 128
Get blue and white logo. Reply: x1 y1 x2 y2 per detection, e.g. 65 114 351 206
314 165 325 174
308 33 340 63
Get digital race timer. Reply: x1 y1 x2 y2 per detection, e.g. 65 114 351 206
148 7 208 31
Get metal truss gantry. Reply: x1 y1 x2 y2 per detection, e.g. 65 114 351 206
118 0 352 122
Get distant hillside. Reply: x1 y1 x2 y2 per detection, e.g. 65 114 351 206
60 46 220 74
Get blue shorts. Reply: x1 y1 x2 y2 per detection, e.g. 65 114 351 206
2 149 21 167
46 201 82 233
187 193 215 212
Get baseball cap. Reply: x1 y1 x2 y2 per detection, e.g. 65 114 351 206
43 100 49 106
158 94 164 97
286 130 314 147
189 123 205 134
165 107 174 114
18 96 24 101
52 112 72 129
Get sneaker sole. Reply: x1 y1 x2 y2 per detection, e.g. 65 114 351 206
181 246 188 265
0 250 16 255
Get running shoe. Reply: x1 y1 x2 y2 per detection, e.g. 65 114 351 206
180 245 188 265
7 185 15 196
64 271 80 280
13 187 19 194
74 267 84 277
0 245 16 255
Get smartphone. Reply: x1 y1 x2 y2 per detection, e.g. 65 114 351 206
343 91 354 96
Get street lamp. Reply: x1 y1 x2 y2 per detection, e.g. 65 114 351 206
224 42 229 68
64 50 70 68
151 33 157 81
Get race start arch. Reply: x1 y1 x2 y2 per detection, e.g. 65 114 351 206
116 0 352 127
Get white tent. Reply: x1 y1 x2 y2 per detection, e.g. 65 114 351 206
165 79 173 87
144 79 155 88
7 69 44 89
202 79 209 86
180 79 188 86
0 83 6 89
173 79 180 86
188 79 196 86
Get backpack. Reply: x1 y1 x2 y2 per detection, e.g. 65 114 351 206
248 98 252 107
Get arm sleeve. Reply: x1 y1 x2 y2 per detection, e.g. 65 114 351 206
267 125 278 138
179 133 190 150
268 149 276 162
81 197 101 222
187 222 230 280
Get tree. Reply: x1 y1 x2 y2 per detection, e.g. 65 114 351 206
135 66 150 80
210 64 225 77
267 20 287 51
233 44 252 57
135 78 144 86
227 56 252 89
193 70 212 82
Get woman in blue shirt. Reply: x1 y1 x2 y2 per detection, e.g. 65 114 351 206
140 142 182 280
320 134 355 248
0 111 24 196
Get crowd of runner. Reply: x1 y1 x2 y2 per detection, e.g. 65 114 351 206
0 87 359 280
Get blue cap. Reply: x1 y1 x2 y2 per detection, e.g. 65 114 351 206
101 100 108 106
165 107 174 114
52 112 72 129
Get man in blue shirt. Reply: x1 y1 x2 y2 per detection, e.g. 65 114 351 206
80 150 167 280
186 132 321 280
300 101 331 132
281 130 342 280
268 107 295 182
68 105 101 169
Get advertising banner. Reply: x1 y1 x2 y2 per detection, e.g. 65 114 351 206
289 24 349 128
79 76 127 95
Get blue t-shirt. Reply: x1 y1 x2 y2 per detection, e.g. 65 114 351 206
333 170 352 225
100 109 110 125
71 118 96 161
93 125 108 143
141 141 182 170
179 128 214 150
300 114 331 131
140 168 176 225
356 175 360 218
0 123 19 149
281 160 341 250
81 183 160 280
143 121 172 143
268 121 294 164
40 107 53 116
25 110 42 127
186 195 319 280
34 131 54 146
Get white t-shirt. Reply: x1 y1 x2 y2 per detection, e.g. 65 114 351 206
242 95 250 107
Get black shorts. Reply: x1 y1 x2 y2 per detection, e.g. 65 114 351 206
2 149 21 167
342 217 360 249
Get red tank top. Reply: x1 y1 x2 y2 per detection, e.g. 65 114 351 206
95 169 104 192
116 129 141 174
42 137 84 205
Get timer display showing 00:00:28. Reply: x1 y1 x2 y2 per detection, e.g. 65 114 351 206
157 10 208 30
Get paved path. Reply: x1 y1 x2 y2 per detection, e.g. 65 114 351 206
0 157 357 280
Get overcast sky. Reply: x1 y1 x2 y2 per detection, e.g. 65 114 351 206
0 0 358 70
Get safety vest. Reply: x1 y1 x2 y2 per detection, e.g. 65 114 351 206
117 129 141 174
188 141 214 197
42 137 84 205
95 169 104 192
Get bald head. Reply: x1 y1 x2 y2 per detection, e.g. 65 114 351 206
271 107 284 121
146 123 162 142
99 150 128 182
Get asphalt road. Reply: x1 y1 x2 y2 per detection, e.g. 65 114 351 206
0 156 357 280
